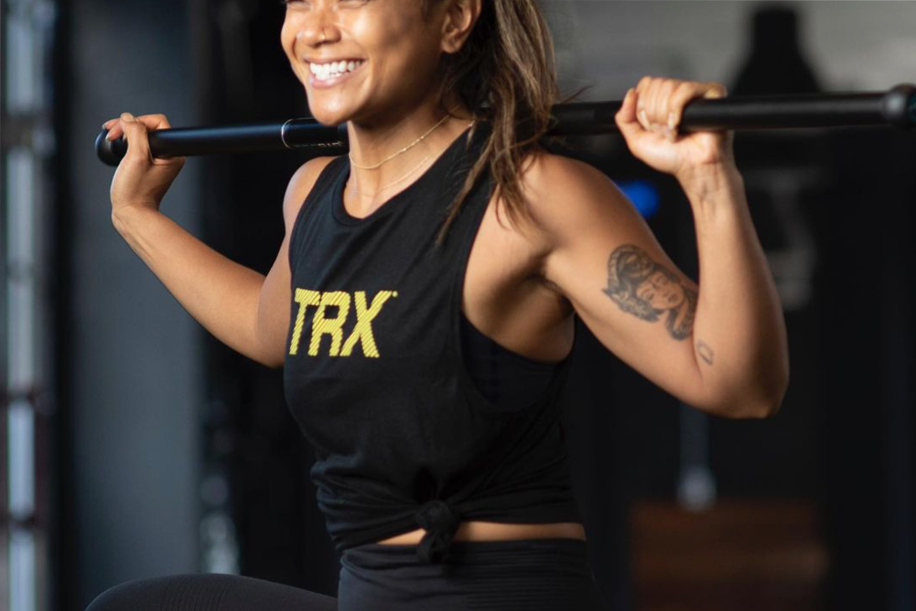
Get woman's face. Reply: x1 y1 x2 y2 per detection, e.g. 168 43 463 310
280 0 447 126
636 270 686 311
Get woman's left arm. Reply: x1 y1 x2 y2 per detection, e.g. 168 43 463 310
670 157 790 418
524 77 789 418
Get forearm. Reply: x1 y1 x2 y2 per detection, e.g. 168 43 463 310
112 206 273 365
680 164 789 417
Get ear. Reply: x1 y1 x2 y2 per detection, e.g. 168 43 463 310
440 0 481 54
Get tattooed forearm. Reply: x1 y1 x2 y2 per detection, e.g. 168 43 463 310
696 340 714 365
602 243 698 341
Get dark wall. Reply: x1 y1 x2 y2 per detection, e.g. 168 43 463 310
816 127 916 611
62 0 203 607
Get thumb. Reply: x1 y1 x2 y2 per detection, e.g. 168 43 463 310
119 112 151 162
615 88 644 140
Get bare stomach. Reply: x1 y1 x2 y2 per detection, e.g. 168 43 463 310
376 521 587 545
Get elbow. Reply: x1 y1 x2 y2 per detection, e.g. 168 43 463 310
682 338 791 418
745 390 785 419
763 328 792 417
764 370 790 418
251 327 286 369
765 374 789 417
729 322 791 419
726 359 790 419
249 343 286 369
258 353 286 369
711 393 783 420
764 350 791 418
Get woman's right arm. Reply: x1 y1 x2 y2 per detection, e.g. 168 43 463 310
106 111 333 367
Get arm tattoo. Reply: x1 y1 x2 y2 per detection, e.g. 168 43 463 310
696 340 715 365
602 243 698 341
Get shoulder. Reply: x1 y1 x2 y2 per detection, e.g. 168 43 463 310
282 155 341 232
514 148 639 251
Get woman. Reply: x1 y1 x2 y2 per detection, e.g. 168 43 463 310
91 0 788 609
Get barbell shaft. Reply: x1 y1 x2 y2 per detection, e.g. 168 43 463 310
96 83 916 166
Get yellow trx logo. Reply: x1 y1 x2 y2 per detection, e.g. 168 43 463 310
289 289 398 358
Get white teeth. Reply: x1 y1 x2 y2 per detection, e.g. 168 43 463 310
309 60 364 80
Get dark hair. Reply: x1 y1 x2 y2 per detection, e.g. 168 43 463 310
428 0 564 243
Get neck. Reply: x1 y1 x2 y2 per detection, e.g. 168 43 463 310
344 91 474 211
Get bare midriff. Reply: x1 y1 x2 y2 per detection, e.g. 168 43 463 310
376 521 587 545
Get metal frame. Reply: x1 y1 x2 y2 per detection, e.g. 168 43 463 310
2 0 58 609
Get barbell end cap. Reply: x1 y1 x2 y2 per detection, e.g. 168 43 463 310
95 128 127 167
883 83 916 129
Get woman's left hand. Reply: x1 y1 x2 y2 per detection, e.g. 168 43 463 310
615 76 735 181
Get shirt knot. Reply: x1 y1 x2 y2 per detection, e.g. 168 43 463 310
414 499 460 564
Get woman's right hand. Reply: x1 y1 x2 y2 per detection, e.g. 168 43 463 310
103 112 186 220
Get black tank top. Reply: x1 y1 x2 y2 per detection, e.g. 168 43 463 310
283 122 581 564
460 312 562 410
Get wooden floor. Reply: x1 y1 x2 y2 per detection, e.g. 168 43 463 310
631 498 828 611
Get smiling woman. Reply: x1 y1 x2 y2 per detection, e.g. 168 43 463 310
278 0 560 233
90 0 787 608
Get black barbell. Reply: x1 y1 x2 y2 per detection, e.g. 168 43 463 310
96 83 916 166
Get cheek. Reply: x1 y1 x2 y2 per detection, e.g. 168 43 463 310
279 18 298 60
353 12 438 74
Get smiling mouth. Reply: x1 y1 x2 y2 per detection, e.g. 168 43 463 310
308 59 366 83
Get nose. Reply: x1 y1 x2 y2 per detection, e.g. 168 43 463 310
295 4 341 47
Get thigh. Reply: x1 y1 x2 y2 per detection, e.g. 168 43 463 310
84 572 337 611
339 538 606 611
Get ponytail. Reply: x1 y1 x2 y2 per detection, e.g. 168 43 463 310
433 0 561 243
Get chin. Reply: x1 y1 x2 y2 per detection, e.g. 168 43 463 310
307 112 343 127
305 100 352 127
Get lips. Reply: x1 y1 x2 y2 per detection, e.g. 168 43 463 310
310 59 365 79
306 60 365 90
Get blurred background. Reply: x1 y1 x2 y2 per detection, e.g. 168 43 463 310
1 0 914 610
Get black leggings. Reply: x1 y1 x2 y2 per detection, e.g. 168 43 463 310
85 538 605 611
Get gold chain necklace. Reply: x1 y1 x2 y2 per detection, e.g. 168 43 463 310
349 149 436 198
348 120 475 199
348 114 451 170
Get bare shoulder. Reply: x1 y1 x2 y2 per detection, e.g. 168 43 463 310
281 155 340 232
516 148 639 251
